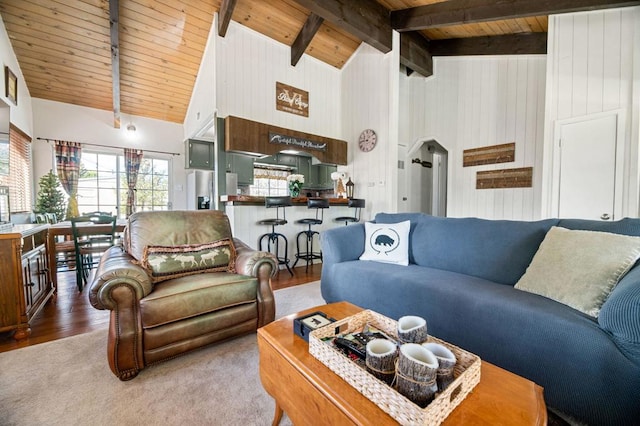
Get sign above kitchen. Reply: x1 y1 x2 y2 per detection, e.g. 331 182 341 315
269 132 327 151
276 82 309 117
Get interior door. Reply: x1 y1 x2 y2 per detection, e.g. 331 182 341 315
558 114 617 220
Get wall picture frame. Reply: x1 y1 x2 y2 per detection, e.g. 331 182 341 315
5 66 17 105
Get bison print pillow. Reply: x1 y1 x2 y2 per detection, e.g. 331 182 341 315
359 220 410 266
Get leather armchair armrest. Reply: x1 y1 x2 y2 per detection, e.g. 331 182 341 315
89 245 153 311
234 238 278 278
234 238 277 326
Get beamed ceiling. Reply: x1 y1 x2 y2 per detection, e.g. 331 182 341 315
0 0 637 125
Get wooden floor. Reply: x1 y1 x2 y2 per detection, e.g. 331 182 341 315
0 264 321 354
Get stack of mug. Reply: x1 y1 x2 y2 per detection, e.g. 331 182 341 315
364 315 457 408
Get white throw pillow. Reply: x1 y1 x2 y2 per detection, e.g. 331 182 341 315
359 220 410 266
514 226 640 318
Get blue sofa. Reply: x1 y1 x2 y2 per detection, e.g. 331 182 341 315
321 212 640 426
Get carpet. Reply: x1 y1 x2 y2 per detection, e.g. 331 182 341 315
0 281 324 426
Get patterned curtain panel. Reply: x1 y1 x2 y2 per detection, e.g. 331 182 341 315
55 141 82 218
124 148 143 217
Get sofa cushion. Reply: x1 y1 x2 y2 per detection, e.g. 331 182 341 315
140 273 258 329
515 226 640 317
374 213 558 285
142 239 236 283
359 220 410 266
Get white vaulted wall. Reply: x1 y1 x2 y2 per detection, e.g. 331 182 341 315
541 7 640 217
215 20 342 139
341 42 399 220
401 56 547 220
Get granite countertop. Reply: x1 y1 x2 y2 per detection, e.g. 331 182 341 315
220 195 351 205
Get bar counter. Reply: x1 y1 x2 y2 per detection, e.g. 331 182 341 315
221 195 361 270
220 195 350 206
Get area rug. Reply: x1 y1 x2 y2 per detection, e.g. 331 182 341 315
0 281 324 426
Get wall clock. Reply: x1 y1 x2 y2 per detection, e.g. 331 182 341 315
358 129 377 152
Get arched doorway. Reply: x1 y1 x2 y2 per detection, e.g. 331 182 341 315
399 138 448 216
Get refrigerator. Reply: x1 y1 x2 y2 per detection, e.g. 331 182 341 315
187 170 215 210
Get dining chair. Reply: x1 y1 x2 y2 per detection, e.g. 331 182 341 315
70 214 117 291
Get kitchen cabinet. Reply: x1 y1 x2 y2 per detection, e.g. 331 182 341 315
226 153 255 185
297 157 311 183
313 164 336 188
185 139 215 170
0 224 54 340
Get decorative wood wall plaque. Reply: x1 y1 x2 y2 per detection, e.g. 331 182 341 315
276 82 309 117
463 142 515 167
476 167 533 189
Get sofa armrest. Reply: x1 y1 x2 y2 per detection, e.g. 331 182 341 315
321 224 366 265
234 238 278 278
599 265 640 363
89 245 153 311
233 238 277 326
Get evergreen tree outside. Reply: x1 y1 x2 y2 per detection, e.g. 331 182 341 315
35 170 67 221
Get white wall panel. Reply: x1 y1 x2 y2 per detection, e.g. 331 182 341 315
401 56 547 220
341 43 396 220
541 7 640 217
215 20 341 139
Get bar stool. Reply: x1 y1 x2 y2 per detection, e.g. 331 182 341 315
258 196 293 276
293 198 330 270
334 198 365 225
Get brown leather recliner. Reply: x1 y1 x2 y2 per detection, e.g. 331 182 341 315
89 210 277 381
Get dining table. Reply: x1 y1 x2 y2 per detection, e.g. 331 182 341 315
48 219 127 290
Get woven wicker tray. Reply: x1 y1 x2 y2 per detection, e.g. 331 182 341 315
309 310 481 426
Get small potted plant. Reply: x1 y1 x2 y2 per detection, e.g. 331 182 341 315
287 174 304 198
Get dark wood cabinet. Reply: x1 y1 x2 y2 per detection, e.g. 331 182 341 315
0 224 54 340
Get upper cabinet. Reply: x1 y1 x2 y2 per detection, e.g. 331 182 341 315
225 116 347 165
185 139 215 170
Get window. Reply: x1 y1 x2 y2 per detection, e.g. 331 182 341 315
77 151 169 218
249 166 290 196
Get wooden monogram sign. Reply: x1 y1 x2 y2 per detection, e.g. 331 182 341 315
276 82 309 117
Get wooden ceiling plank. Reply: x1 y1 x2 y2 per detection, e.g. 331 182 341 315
119 18 209 59
123 1 214 38
0 1 110 39
399 31 433 77
391 0 640 31
218 0 238 37
292 0 393 53
291 12 324 66
153 0 218 16
430 33 548 56
119 53 199 80
5 25 111 58
130 0 216 28
305 21 360 68
110 0 121 129
9 38 111 69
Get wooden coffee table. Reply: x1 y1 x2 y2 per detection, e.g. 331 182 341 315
257 302 547 425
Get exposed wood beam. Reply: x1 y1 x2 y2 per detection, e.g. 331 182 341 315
218 0 238 37
391 0 640 31
292 0 392 53
430 33 548 56
109 0 120 129
400 32 433 77
291 13 324 66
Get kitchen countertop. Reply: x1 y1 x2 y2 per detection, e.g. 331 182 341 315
220 195 351 206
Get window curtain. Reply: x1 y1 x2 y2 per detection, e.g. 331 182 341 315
124 148 143 217
55 141 82 218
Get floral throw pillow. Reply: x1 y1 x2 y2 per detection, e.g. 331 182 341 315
142 238 236 283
